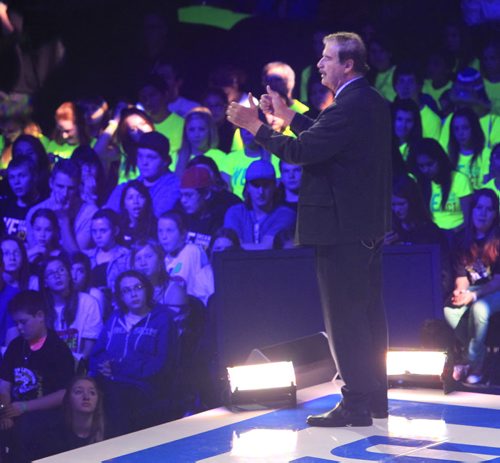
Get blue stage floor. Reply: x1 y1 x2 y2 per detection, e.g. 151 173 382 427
36 381 500 462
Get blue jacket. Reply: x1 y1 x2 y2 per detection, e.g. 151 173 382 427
89 305 177 396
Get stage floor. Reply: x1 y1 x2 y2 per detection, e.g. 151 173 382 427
37 381 500 462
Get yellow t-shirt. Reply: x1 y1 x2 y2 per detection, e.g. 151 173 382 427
300 65 312 103
173 148 228 177
375 66 396 102
46 137 97 160
429 171 473 230
422 79 452 110
455 148 491 190
154 113 185 157
420 105 442 141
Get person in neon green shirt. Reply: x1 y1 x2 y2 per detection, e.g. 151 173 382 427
393 64 442 142
392 99 422 162
409 138 473 231
368 36 397 102
225 127 280 199
138 76 184 157
175 107 228 181
422 49 455 115
46 102 91 160
447 108 491 190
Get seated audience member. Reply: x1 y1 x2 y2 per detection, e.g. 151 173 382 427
71 145 107 206
138 75 184 156
177 165 232 249
27 208 63 278
44 375 105 457
201 87 234 153
0 235 31 290
40 255 103 358
444 189 500 384
0 290 74 462
440 68 499 150
209 64 252 106
367 35 397 102
131 239 187 308
447 107 490 189
299 29 328 103
77 96 110 140
175 107 228 178
158 211 214 305
152 59 199 117
86 209 130 290
422 49 455 116
118 180 157 244
305 72 334 118
89 270 177 437
484 143 500 196
11 134 51 198
386 175 448 246
226 127 279 199
393 62 442 141
207 227 241 262
0 156 41 239
0 246 19 348
408 138 473 233
106 131 180 218
26 158 98 252
392 98 423 162
262 61 309 114
96 107 154 186
46 102 90 160
278 161 302 211
69 252 108 320
224 160 296 250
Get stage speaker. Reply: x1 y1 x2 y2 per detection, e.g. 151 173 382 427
246 332 337 390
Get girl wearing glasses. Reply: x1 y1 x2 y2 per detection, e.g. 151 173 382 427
89 270 177 437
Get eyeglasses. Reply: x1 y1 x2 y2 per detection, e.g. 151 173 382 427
45 266 66 280
121 283 145 296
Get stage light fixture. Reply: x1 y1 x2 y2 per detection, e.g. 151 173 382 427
226 361 297 408
387 349 447 389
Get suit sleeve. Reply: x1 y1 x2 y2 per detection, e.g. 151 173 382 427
255 104 351 166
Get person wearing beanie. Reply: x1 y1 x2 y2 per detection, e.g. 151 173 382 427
176 165 239 249
105 131 180 217
223 159 296 250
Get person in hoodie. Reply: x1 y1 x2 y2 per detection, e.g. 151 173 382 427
89 270 177 437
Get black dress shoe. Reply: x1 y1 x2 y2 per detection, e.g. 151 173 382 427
307 402 373 427
370 408 388 419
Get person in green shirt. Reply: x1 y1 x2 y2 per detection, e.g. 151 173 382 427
138 75 184 157
447 107 490 190
393 63 442 142
175 107 228 180
367 35 397 102
392 99 422 162
46 102 90 160
422 49 455 116
409 138 473 231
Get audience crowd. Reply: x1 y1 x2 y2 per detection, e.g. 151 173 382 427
0 0 499 460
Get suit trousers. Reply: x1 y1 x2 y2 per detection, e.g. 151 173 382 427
315 239 388 412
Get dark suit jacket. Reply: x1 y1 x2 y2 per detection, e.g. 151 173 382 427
255 77 392 245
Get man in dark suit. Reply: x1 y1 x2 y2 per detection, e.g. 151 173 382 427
227 31 392 427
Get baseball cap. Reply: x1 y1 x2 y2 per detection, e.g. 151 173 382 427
245 160 276 182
